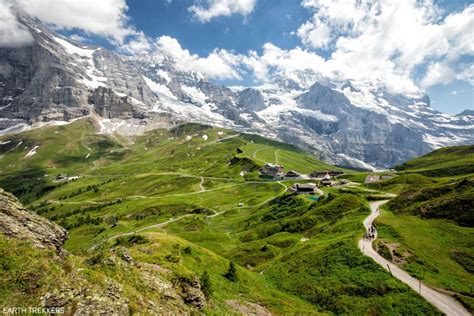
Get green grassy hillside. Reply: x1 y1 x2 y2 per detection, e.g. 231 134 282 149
395 145 474 177
0 118 442 314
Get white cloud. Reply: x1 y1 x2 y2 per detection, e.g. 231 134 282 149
243 43 328 84
189 0 257 22
0 1 34 47
15 0 134 44
456 65 474 86
293 0 474 93
452 90 458 95
420 62 455 87
120 31 152 55
156 36 245 80
0 0 154 53
297 16 332 49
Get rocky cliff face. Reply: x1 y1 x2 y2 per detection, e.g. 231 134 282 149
0 188 67 254
0 189 207 315
0 16 472 169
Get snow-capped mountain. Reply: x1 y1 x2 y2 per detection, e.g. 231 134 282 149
0 17 472 169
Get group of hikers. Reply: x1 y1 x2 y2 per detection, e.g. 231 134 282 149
364 225 377 240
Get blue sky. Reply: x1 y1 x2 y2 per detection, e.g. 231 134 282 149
126 0 313 56
4 0 472 114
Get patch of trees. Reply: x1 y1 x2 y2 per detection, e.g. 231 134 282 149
388 176 474 226
133 207 163 221
59 214 103 230
58 184 100 200
114 235 149 247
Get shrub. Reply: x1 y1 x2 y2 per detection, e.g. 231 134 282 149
200 271 213 298
224 261 238 282
114 235 149 247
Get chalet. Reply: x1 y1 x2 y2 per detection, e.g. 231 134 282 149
320 179 334 187
54 175 80 182
364 175 381 183
260 163 284 177
293 183 317 194
284 170 300 178
310 170 344 178
338 179 350 185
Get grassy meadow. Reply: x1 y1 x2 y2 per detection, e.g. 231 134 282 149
1 118 470 314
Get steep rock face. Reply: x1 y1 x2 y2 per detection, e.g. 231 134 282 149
91 87 136 119
238 88 266 111
0 188 67 253
297 83 352 115
0 28 90 127
0 17 159 130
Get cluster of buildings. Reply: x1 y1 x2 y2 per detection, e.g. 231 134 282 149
53 175 80 182
260 162 349 195
260 163 304 179
260 163 343 181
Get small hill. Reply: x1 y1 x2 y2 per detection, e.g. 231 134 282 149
395 145 474 177
387 176 474 226
367 173 436 194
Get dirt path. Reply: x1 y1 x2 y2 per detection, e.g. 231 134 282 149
91 214 194 249
250 146 268 164
274 149 280 165
90 180 288 250
199 176 205 192
359 200 470 316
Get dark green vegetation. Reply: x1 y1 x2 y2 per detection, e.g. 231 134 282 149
373 145 474 311
0 118 464 314
387 176 473 226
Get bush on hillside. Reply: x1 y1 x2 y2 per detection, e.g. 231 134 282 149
223 261 238 282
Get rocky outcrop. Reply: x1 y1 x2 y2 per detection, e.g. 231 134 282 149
91 87 135 119
0 188 67 254
0 189 208 315
238 88 266 111
180 277 206 309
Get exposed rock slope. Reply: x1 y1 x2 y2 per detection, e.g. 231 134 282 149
0 189 208 315
0 188 67 253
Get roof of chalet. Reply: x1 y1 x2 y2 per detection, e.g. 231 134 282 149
264 163 283 168
295 183 316 189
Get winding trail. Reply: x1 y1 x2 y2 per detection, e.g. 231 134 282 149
274 149 280 165
360 200 470 316
91 214 194 249
199 176 205 192
90 180 289 250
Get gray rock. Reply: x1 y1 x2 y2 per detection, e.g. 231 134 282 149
0 188 67 254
